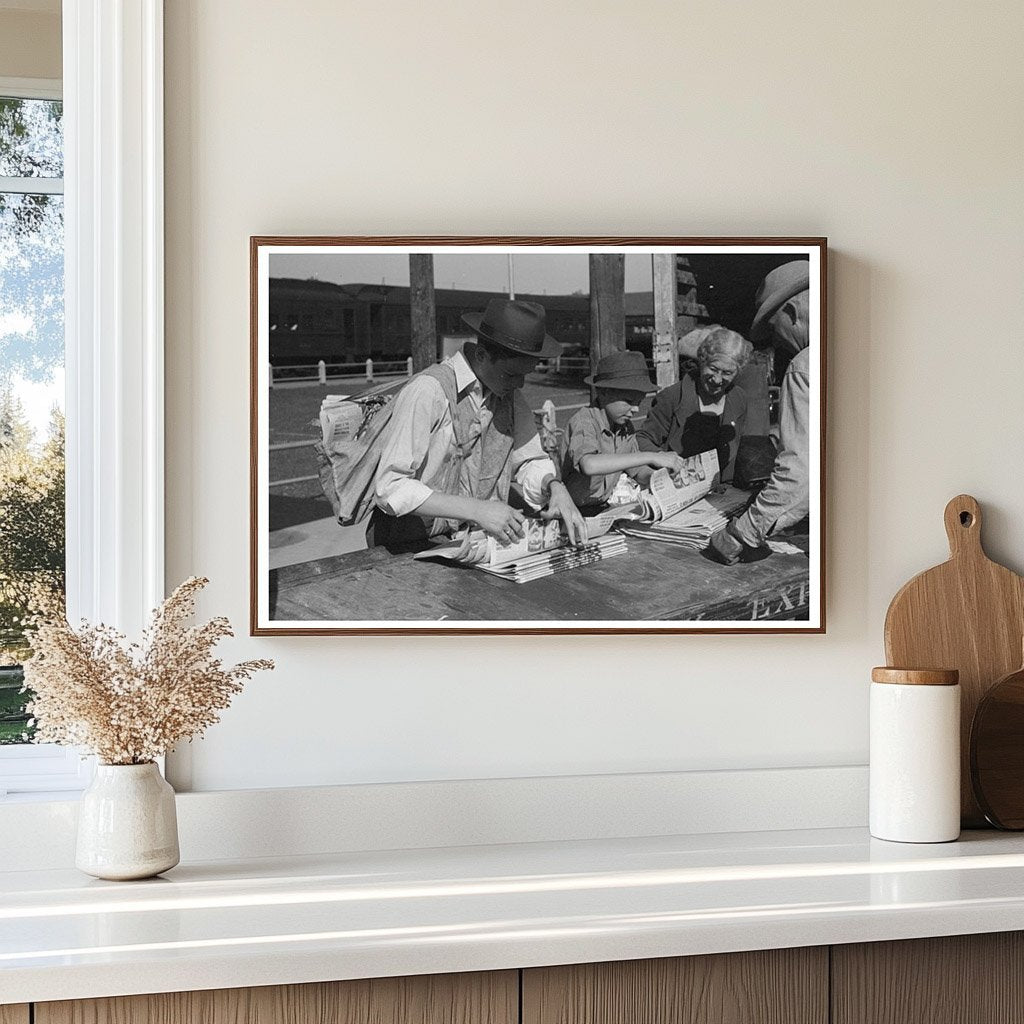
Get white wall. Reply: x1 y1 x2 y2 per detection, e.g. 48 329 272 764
163 1 1024 792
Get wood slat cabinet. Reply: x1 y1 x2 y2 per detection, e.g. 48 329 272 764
522 948 828 1024
13 932 1024 1024
34 972 517 1024
831 932 1024 1024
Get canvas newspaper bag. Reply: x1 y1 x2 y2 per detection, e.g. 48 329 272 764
313 363 463 528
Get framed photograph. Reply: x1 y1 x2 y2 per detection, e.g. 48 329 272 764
251 237 826 635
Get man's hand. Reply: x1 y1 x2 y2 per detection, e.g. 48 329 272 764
708 523 745 565
473 501 526 544
651 451 704 485
540 479 588 546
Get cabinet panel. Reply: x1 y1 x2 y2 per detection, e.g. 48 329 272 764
832 932 1024 1024
35 971 517 1024
522 948 828 1024
0 1007 30 1024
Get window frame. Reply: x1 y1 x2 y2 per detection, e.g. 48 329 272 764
0 0 165 797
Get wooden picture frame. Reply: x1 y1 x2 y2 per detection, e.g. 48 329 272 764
251 237 827 635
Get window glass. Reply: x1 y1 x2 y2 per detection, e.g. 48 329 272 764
0 97 65 746
0 98 63 178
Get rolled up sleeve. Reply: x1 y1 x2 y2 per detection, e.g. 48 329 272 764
516 455 557 508
563 411 611 505
374 377 447 518
566 411 601 465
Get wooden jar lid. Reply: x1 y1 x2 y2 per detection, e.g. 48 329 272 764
871 667 960 686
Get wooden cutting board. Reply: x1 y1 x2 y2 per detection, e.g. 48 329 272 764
884 494 1024 827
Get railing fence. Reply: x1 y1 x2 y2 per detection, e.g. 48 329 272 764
270 357 416 388
268 354 658 388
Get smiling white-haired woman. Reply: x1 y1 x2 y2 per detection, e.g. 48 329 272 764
638 325 753 481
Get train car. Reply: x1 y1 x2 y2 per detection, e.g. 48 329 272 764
267 252 798 369
268 279 603 367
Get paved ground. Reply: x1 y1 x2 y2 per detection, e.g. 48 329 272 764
267 369 594 567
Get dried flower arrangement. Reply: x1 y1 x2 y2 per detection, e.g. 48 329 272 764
22 577 273 765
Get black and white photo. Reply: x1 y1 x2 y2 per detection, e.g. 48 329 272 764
250 238 826 634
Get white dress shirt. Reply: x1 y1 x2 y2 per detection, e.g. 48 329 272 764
374 350 556 518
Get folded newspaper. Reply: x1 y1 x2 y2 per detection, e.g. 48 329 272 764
413 449 753 576
615 450 750 549
414 510 632 583
479 533 628 584
637 449 719 520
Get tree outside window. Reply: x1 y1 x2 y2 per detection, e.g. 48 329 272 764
0 95 65 744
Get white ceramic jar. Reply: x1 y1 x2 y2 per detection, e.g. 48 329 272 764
870 667 961 843
76 762 180 880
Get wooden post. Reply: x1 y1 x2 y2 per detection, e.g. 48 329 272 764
675 255 704 341
652 254 679 388
409 254 437 371
588 254 625 391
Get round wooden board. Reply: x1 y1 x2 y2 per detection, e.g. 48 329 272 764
971 664 1024 829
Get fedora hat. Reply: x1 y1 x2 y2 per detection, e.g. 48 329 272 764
461 298 562 358
583 350 657 393
750 260 810 342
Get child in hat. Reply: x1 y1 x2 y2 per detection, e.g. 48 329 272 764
561 350 697 511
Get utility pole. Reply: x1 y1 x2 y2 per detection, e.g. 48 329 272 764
588 254 625 389
652 254 679 387
409 254 437 371
507 254 516 299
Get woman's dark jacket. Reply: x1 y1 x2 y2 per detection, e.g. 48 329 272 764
636 375 748 481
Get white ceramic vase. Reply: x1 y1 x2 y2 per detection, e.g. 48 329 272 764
76 762 180 880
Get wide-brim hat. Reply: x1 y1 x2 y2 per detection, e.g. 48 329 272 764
750 260 810 342
461 298 562 358
583 349 657 393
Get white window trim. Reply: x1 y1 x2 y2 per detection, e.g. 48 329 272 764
0 76 62 101
0 80 64 200
0 175 64 195
0 744 92 796
64 0 164 633
0 1 165 797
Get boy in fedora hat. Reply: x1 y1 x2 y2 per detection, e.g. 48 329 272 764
709 260 812 564
561 350 697 510
371 298 587 556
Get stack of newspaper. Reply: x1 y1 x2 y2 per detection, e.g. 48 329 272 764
616 497 731 548
615 451 750 550
415 512 630 584
478 533 628 583
413 448 754 576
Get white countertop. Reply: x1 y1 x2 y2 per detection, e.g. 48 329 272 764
4 826 1024 1004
